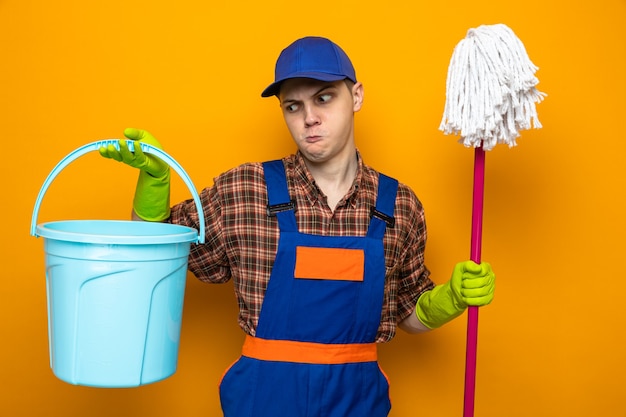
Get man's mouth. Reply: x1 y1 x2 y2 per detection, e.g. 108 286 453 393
305 135 322 142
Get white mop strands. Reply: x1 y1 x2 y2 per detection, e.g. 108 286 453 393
439 24 547 150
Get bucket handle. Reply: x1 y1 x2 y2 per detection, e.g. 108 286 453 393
30 139 206 244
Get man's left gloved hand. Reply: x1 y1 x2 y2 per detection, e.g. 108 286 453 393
415 261 495 329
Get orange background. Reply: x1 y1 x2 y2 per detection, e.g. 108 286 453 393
2 0 625 416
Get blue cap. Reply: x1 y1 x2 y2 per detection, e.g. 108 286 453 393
261 37 357 97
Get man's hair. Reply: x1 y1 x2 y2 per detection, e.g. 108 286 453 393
344 79 356 95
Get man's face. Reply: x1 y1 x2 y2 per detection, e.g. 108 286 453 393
278 78 363 165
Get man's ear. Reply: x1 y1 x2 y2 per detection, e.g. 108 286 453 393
352 82 364 112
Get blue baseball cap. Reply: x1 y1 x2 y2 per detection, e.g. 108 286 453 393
261 36 357 98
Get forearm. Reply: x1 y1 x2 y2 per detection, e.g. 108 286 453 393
398 308 431 333
131 209 145 221
133 169 171 221
131 208 169 222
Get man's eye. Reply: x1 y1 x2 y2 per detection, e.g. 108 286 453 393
285 103 299 112
318 94 332 103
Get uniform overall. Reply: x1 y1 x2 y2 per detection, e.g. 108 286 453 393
219 160 398 417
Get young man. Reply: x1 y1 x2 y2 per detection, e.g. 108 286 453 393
100 36 495 417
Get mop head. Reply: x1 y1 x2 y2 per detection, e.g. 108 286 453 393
439 24 546 150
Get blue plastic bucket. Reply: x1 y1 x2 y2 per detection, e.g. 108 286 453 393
30 140 205 388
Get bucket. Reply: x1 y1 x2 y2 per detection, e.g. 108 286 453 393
30 140 205 388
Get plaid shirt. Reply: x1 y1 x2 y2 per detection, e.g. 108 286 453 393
170 151 434 343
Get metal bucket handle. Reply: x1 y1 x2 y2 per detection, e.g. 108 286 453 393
30 139 205 244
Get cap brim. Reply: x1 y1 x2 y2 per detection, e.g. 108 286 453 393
261 72 351 97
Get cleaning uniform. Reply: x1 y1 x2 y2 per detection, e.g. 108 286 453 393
219 160 398 417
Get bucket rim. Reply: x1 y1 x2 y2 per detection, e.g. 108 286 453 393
36 220 199 245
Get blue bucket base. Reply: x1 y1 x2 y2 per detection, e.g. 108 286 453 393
39 220 194 387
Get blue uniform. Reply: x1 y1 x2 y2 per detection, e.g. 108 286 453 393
219 160 398 417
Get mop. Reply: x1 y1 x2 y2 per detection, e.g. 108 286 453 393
439 24 545 417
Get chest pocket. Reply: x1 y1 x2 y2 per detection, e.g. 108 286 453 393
294 246 365 282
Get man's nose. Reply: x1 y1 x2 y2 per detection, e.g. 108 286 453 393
303 104 321 127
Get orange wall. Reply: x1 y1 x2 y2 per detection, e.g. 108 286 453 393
2 1 625 416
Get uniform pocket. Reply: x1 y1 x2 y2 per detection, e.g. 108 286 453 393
219 357 259 417
377 363 392 409
219 357 241 387
294 246 365 281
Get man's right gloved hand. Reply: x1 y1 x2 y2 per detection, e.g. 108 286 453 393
99 128 171 221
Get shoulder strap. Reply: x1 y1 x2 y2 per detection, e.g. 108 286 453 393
367 173 399 239
262 160 297 232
